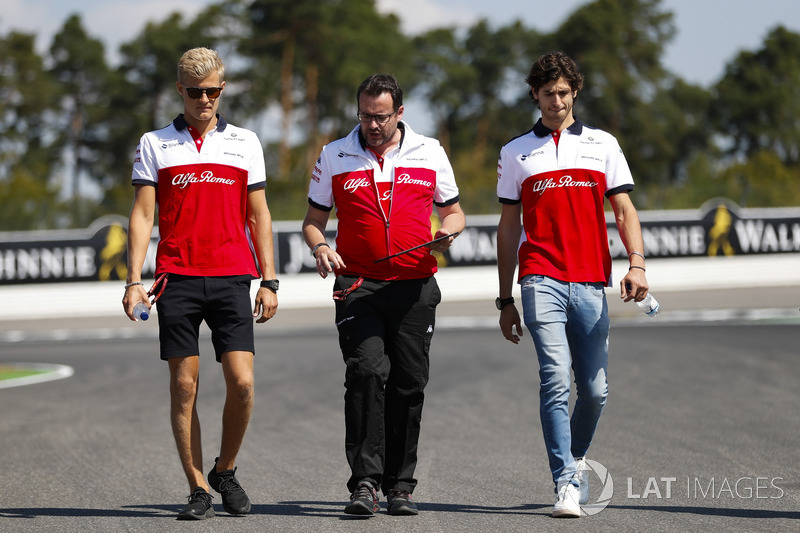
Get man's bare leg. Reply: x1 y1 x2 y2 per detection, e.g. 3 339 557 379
168 355 208 492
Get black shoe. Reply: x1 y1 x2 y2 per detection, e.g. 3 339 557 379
344 481 379 516
207 457 251 515
387 489 419 516
177 487 215 520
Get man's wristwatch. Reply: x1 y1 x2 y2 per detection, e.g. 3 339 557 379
495 296 515 310
260 279 280 292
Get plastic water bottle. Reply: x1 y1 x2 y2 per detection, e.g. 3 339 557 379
133 302 150 321
636 293 660 317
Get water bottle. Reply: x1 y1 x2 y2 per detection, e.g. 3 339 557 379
636 293 660 317
133 302 150 321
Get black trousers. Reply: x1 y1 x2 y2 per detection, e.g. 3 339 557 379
334 275 441 495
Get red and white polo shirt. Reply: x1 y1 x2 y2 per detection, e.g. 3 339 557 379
497 118 634 285
308 122 460 281
132 114 266 277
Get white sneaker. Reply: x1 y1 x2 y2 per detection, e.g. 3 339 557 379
552 483 581 518
575 457 590 505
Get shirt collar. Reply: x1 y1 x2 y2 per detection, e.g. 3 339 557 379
173 114 228 132
532 116 583 138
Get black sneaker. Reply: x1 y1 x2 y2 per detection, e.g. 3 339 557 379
207 457 251 515
344 481 379 516
177 487 215 520
387 489 419 516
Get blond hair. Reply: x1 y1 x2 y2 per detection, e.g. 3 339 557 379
177 47 225 84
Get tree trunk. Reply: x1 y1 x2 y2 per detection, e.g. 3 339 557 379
278 37 296 180
304 62 322 173
474 114 489 170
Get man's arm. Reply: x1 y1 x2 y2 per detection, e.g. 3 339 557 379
609 191 649 302
302 204 345 279
432 202 466 252
497 202 523 344
122 184 156 320
247 188 278 323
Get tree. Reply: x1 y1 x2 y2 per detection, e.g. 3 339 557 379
116 13 212 131
240 0 413 182
413 21 541 214
0 31 62 230
463 20 538 169
547 0 677 197
5 1 800 231
635 77 713 203
552 0 674 127
712 26 800 166
49 14 113 227
97 8 233 217
239 0 318 179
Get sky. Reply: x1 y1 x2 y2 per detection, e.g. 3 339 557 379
3 0 800 88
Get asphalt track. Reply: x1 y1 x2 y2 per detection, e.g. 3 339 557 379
1 284 799 533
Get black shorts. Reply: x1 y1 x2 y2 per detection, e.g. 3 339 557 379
155 274 255 362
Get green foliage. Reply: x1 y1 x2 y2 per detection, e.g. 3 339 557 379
238 0 414 182
712 26 800 165
0 168 62 230
48 15 115 228
411 20 541 216
1 0 800 231
0 31 63 229
716 150 800 207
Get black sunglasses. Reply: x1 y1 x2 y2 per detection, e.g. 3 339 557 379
184 86 222 99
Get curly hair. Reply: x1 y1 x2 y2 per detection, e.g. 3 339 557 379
525 51 584 99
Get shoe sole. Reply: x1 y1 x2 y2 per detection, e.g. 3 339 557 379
222 501 251 515
344 502 378 516
388 505 419 516
552 508 581 518
177 508 215 520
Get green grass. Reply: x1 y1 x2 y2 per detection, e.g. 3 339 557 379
0 367 48 381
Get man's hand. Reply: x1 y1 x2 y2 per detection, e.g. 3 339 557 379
253 288 278 323
499 304 524 344
122 284 151 322
620 267 649 302
314 246 346 279
428 230 459 253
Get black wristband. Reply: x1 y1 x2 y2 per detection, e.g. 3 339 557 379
628 265 646 272
260 279 279 292
311 242 330 257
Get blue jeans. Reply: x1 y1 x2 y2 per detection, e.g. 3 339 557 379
521 275 609 487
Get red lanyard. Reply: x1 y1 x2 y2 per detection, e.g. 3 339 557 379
147 273 169 304
333 276 364 301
